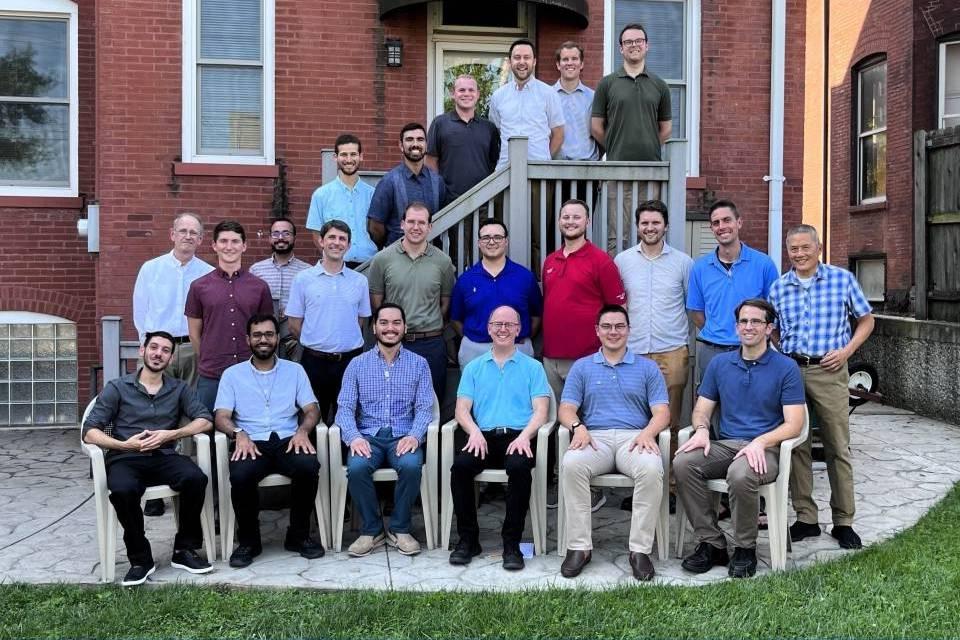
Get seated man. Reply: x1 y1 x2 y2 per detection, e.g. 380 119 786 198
449 305 551 571
558 304 670 581
336 302 434 557
674 298 805 578
214 314 324 568
82 331 214 586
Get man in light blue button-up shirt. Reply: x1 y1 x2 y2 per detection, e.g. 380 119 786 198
553 42 599 162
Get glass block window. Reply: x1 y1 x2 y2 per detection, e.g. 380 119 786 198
0 312 77 427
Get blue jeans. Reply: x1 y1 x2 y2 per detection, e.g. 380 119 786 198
346 427 423 535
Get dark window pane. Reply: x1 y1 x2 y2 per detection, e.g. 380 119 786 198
11 340 31 358
34 361 55 380
56 381 76 402
11 382 30 402
56 402 76 424
10 361 31 380
34 403 55 424
0 103 70 186
56 360 76 381
34 381 54 401
0 18 68 98
10 403 31 425
0 362 6 380
860 132 886 200
0 405 8 426
859 62 886 131
442 1 518 27
614 0 684 80
0 383 7 402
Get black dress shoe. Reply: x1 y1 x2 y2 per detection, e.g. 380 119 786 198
629 551 655 581
449 538 482 565
284 536 325 559
728 546 757 578
831 525 863 549
560 549 591 578
143 499 165 517
502 544 525 571
681 542 729 574
229 544 262 568
790 520 822 542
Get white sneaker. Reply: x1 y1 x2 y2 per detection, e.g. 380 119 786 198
386 531 421 555
348 532 385 557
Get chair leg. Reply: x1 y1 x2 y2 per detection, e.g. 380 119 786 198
420 474 435 550
528 491 542 556
105 504 118 583
333 478 348 553
675 506 687 559
313 494 330 551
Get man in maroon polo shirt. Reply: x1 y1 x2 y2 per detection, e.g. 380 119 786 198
542 198 626 509
185 220 273 412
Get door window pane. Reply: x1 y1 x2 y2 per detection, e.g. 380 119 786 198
441 51 510 119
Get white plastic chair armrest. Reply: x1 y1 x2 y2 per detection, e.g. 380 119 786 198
192 433 212 475
328 425 343 467
677 425 694 447
557 424 571 456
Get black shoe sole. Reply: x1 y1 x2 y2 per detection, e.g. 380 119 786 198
121 565 156 586
171 560 213 574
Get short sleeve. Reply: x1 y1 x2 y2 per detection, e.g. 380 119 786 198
529 361 551 399
456 359 478 399
440 259 456 297
214 369 237 412
357 276 372 317
527 273 544 316
184 279 202 319
591 78 608 118
657 80 672 121
597 255 627 305
686 262 705 312
698 357 721 401
846 272 873 319
760 257 780 298
305 188 323 231
779 360 806 406
294 365 319 409
546 89 565 129
285 272 307 319
560 360 586 407
367 180 391 223
366 253 386 296
426 116 441 157
450 277 467 323
645 363 669 406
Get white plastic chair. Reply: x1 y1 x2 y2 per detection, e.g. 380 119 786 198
440 392 557 555
556 428 672 560
80 397 217 583
674 406 810 570
214 426 331 561
328 396 440 552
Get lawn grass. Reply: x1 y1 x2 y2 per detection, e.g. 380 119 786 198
3 484 959 639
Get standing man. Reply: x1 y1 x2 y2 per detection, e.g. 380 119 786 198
557 304 669 581
185 220 274 413
336 303 435 557
449 305 551 571
367 123 448 248
591 23 672 253
687 200 779 387
249 217 311 362
287 220 371 425
450 218 543 368
215 314 325 567
305 133 378 269
82 331 214 586
553 41 599 162
367 202 456 404
426 75 501 201
674 298 805 578
769 224 875 550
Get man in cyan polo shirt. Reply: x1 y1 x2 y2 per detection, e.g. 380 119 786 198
287 220 371 425
450 218 542 368
558 304 669 581
675 298 805 578
449 305 551 571
305 133 377 269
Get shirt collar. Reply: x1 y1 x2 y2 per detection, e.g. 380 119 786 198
591 349 635 366
784 262 826 285
553 80 587 94
248 356 279 374
129 369 174 394
396 239 434 258
217 266 244 278
167 250 199 268
710 242 752 267
479 348 521 364
616 66 649 78
335 175 362 192
735 346 774 370
635 242 673 260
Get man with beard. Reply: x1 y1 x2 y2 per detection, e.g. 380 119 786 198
367 123 448 248
82 331 214 586
214 314 324 568
306 134 377 269
250 218 311 361
335 303 434 557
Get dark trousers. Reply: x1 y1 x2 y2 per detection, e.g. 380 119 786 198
301 349 360 425
106 454 208 566
228 433 321 548
403 335 446 404
451 429 536 545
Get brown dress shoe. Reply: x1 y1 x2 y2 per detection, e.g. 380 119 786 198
629 551 655 581
560 549 592 578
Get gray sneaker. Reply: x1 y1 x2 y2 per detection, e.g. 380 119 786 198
546 484 559 509
348 532 385 557
590 489 607 512
387 531 421 556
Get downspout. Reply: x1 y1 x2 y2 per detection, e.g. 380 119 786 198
765 0 787 272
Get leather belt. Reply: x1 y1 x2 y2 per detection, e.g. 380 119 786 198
788 353 823 366
489 427 521 436
696 337 738 351
171 336 190 345
303 347 362 362
403 329 443 342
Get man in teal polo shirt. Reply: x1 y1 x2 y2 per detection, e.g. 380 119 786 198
448 305 551 571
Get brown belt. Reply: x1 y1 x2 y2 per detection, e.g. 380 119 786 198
403 329 443 342
303 347 362 362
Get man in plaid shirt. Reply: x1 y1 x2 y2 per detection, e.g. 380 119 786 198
768 224 875 550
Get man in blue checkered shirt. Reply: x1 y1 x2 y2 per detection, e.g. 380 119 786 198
768 224 875 551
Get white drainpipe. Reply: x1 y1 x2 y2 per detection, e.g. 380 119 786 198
765 0 787 272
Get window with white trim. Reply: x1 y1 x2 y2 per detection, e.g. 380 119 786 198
182 0 274 164
856 58 886 203
939 40 960 129
0 0 78 197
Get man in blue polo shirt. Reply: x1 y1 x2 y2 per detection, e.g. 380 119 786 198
674 298 805 578
687 200 779 386
450 218 543 368
449 305 551 571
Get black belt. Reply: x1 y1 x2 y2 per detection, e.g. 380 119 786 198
171 336 190 345
303 347 362 362
696 337 738 351
403 330 444 342
489 427 522 436
788 353 823 366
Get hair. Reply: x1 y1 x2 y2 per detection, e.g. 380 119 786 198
246 313 279 335
374 302 406 324
555 41 584 63
143 330 175 349
271 217 297 237
509 38 536 59
785 223 820 246
559 198 590 217
399 122 426 141
478 218 508 238
452 74 478 90
213 220 246 242
488 305 522 325
619 23 648 44
172 212 203 231
334 133 362 155
735 298 777 325
635 199 669 226
319 219 352 242
708 199 740 220
596 303 630 326
403 201 432 223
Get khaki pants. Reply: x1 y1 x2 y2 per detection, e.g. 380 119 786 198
790 363 855 526
561 429 663 553
543 357 575 406
640 346 689 463
674 439 779 549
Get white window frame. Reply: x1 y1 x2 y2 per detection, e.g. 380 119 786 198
0 0 78 197
856 58 886 204
603 0 700 176
939 40 960 129
181 0 275 165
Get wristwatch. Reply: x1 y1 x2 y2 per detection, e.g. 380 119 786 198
569 420 583 431
231 427 245 440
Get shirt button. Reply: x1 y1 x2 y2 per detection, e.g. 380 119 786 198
232 323 235 327
229 294 234 298
230 308 235 312
232 337 236 341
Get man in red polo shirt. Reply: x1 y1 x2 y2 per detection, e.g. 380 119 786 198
542 198 626 509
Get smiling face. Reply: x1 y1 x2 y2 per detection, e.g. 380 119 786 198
487 305 521 347
170 214 203 257
556 47 583 83
401 206 432 246
509 44 536 84
335 142 362 176
400 127 426 163
786 231 821 277
269 219 295 255
247 319 279 362
452 76 479 112
212 230 246 268
140 336 174 373
709 206 742 247
320 225 351 263
736 304 774 349
478 221 508 261
595 309 630 351
558 202 589 241
637 209 667 247
374 307 406 348
619 27 648 66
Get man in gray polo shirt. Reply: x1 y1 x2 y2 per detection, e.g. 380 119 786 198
367 202 456 403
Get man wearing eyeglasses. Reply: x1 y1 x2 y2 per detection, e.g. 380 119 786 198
450 219 543 368
250 218 312 362
557 304 669 581
674 298 805 578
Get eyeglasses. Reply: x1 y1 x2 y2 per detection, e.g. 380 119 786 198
597 323 628 332
479 235 506 244
488 321 519 330
270 231 293 239
621 38 647 47
736 318 768 327
250 331 277 340
174 229 201 238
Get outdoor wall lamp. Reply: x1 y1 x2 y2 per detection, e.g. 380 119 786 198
386 38 403 67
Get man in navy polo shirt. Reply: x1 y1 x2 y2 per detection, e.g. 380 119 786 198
450 218 542 368
674 298 805 578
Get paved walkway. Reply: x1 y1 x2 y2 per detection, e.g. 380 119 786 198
1 403 958 591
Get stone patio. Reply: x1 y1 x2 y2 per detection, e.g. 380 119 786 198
1 402 958 591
